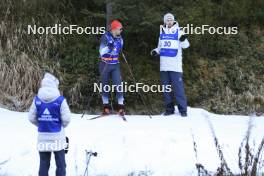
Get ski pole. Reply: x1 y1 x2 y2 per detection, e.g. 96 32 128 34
81 33 110 118
121 51 153 118
83 150 98 176
81 35 117 118
81 61 109 118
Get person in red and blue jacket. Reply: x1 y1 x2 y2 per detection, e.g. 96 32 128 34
99 20 125 116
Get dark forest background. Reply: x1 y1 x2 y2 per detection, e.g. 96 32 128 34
0 0 263 115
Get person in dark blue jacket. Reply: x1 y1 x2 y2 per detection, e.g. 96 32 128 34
99 20 125 116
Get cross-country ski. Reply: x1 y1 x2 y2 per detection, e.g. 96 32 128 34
88 114 127 121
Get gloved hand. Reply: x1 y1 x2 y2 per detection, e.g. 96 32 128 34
179 34 187 42
65 136 69 154
150 49 159 57
107 40 114 50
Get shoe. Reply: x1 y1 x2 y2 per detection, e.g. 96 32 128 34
102 104 111 115
163 102 175 116
180 112 187 117
163 110 174 116
117 104 125 116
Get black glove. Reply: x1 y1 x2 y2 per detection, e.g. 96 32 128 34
65 136 69 154
179 34 187 42
150 50 159 57
107 41 114 50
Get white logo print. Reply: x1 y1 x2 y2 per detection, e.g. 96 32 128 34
39 108 56 121
43 108 50 115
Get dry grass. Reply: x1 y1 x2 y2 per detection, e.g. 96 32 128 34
206 82 264 116
0 53 43 111
193 116 264 176
0 1 60 111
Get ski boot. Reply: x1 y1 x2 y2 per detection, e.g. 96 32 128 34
102 104 111 115
117 104 125 116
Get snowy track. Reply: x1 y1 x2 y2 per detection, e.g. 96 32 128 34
0 107 263 176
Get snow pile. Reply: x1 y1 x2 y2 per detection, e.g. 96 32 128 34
0 107 263 176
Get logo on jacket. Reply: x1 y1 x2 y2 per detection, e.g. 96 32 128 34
38 108 59 122
43 108 50 115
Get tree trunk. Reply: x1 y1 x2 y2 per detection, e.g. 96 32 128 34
106 1 113 30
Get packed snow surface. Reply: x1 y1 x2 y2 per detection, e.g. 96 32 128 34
0 107 263 176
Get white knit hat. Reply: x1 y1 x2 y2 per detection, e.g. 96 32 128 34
163 13 175 24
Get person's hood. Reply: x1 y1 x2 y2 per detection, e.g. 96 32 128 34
37 73 60 102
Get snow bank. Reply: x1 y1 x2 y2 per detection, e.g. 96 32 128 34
0 107 263 176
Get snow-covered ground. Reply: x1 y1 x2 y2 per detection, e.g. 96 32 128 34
0 107 263 176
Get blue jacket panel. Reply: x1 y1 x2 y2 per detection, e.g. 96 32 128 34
35 96 64 133
159 29 179 57
99 32 123 64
